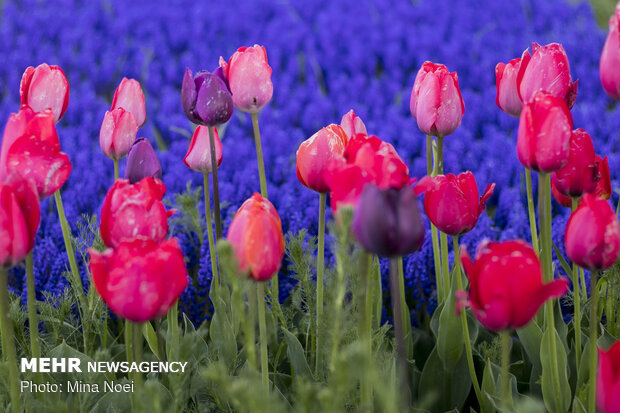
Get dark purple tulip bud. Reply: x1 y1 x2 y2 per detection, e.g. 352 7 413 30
352 184 425 258
125 138 162 183
181 68 234 126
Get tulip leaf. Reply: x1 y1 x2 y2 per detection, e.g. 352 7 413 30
480 359 520 412
418 346 471 412
143 321 161 360
371 256 383 333
540 327 571 413
437 288 463 371
552 242 573 278
517 321 543 371
480 360 498 413
572 396 587 413
282 328 314 381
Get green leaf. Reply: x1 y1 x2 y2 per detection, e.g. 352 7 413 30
143 321 160 360
552 242 572 278
517 320 543 371
540 327 571 413
480 361 497 413
572 396 587 413
282 328 314 380
418 347 471 412
437 288 463 371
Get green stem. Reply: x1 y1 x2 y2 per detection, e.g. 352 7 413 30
501 330 511 409
436 135 444 176
397 258 411 359
167 301 179 359
358 252 373 410
588 270 599 413
316 192 326 374
389 258 410 410
571 198 582 370
114 159 119 181
133 322 143 389
245 283 257 370
440 232 450 299
580 266 588 298
125 321 133 364
329 226 349 375
203 172 219 291
525 168 539 253
207 126 223 239
453 236 486 412
26 253 40 359
427 135 442 302
0 268 19 413
251 112 268 199
257 283 269 391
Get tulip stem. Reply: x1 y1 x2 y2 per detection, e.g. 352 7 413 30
570 198 582 371
207 126 223 239
125 321 133 363
257 283 269 391
436 135 444 175
167 301 179 359
244 282 257 370
525 168 539 253
329 218 350 377
397 258 411 358
203 172 219 291
389 257 410 410
358 252 373 410
588 269 599 413
315 192 326 374
0 268 20 413
427 135 444 302
453 236 486 412
435 136 450 300
500 330 511 409
114 159 119 181
25 253 41 382
251 112 268 199
133 322 143 389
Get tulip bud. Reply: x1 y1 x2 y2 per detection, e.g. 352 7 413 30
227 193 285 281
296 124 348 193
415 171 495 236
0 175 40 268
89 238 188 322
409 61 465 137
220 45 273 113
5 110 72 199
340 109 367 139
111 78 146 128
517 42 578 109
20 63 70 123
516 91 572 173
0 105 35 180
565 193 620 270
100 178 173 249
594 155 612 200
352 184 425 258
600 4 620 101
184 126 223 173
495 50 531 117
597 340 620 413
125 138 162 183
99 108 139 161
550 129 598 198
459 240 568 331
181 68 234 126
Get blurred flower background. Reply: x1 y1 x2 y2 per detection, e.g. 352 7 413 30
2 0 619 324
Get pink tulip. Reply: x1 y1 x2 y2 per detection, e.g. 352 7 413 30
20 63 70 123
600 4 620 101
183 126 223 173
99 108 139 161
0 105 35 180
495 50 531 117
550 129 599 198
340 109 367 139
597 340 620 413
111 78 146 127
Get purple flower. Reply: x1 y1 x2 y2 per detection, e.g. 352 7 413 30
125 138 162 183
181 67 234 126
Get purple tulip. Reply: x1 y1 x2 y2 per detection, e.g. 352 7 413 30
352 184 425 257
181 67 234 126
125 138 162 183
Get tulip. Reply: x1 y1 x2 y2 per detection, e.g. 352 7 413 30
409 61 465 137
352 184 425 258
4 109 72 199
495 50 531 117
516 91 572 173
517 42 578 109
296 124 348 193
0 175 40 268
459 240 568 331
220 45 273 113
324 160 373 214
600 4 620 101
594 155 611 200
99 177 174 249
415 171 495 236
227 193 284 281
184 126 223 173
99 108 139 161
565 193 620 271
340 109 367 139
111 78 146 127
0 105 35 180
125 138 162 183
20 63 69 123
597 340 620 413
89 238 188 323
550 129 598 198
181 68 234 126
551 181 573 208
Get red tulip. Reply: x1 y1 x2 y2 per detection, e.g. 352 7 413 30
495 50 531 117
517 42 578 109
0 175 40 268
99 178 174 249
4 110 72 199
296 124 348 193
89 238 188 323
99 108 139 161
594 155 612 200
20 63 70 123
340 109 367 139
111 78 146 127
0 105 35 180
600 4 620 101
597 340 620 413
516 91 572 173
551 181 573 208
415 171 494 236
183 125 223 173
459 240 568 331
409 61 465 137
220 45 273 113
565 193 620 270
323 160 373 214
550 129 598 198
227 193 284 281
